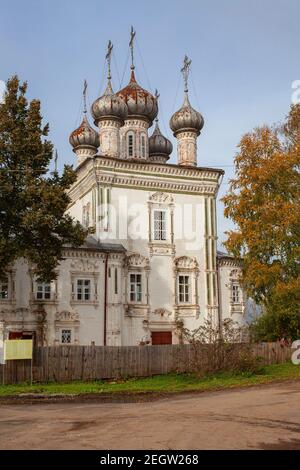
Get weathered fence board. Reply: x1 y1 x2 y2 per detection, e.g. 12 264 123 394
0 342 293 385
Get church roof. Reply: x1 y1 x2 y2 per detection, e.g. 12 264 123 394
116 71 158 124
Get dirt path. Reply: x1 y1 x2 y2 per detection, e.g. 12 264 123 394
0 382 299 450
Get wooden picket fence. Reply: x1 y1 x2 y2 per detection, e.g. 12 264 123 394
0 342 292 385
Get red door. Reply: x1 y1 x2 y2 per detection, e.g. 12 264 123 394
9 331 35 342
9 332 23 339
151 331 172 345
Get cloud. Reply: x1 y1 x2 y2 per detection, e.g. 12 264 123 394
0 80 5 103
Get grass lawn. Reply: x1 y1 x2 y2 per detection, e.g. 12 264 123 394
0 362 299 397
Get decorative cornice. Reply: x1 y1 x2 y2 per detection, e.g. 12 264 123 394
68 156 223 204
93 156 223 180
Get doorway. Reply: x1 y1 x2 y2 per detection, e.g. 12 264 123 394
151 331 172 345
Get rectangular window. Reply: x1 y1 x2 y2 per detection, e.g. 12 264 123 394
0 278 8 299
114 268 118 295
128 134 134 157
77 279 91 301
130 273 142 302
61 329 71 344
178 275 190 303
232 285 240 303
36 282 51 300
141 135 146 158
154 210 167 241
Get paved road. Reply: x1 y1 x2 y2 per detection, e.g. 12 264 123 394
0 382 299 450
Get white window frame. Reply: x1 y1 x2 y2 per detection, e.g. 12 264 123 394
178 275 191 303
76 279 91 301
36 282 51 301
127 132 134 158
153 209 167 241
129 273 142 303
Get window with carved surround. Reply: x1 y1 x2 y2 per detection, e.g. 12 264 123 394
55 310 80 344
228 268 245 314
148 192 174 248
70 258 99 304
174 256 199 309
126 254 149 306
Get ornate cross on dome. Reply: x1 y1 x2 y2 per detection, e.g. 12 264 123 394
154 89 160 123
106 40 113 80
83 79 87 114
181 55 192 94
129 26 136 70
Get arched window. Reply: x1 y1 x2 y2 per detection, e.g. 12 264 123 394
141 134 146 158
127 132 134 158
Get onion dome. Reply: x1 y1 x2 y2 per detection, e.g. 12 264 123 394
69 114 99 151
91 80 127 125
149 120 173 162
170 93 204 136
116 71 158 124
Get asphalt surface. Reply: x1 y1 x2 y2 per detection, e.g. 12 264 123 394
0 382 299 450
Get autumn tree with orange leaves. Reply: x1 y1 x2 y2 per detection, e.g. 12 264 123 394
223 104 300 332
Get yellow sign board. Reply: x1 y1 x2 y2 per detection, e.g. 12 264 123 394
4 340 33 360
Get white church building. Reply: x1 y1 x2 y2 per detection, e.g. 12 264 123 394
0 35 247 346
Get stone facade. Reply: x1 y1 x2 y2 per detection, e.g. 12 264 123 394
0 46 248 346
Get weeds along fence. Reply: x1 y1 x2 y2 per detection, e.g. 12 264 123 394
0 342 292 385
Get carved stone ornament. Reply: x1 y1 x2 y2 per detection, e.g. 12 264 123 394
55 310 79 322
70 259 100 272
229 269 241 281
153 308 172 318
174 256 198 270
126 253 150 269
149 191 174 204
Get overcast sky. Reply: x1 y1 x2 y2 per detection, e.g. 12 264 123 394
1 0 299 247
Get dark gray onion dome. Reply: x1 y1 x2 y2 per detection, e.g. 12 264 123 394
69 115 99 151
91 80 127 125
116 71 158 124
149 120 173 162
170 93 204 136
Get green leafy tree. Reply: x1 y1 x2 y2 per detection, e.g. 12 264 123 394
0 76 86 281
222 104 300 324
